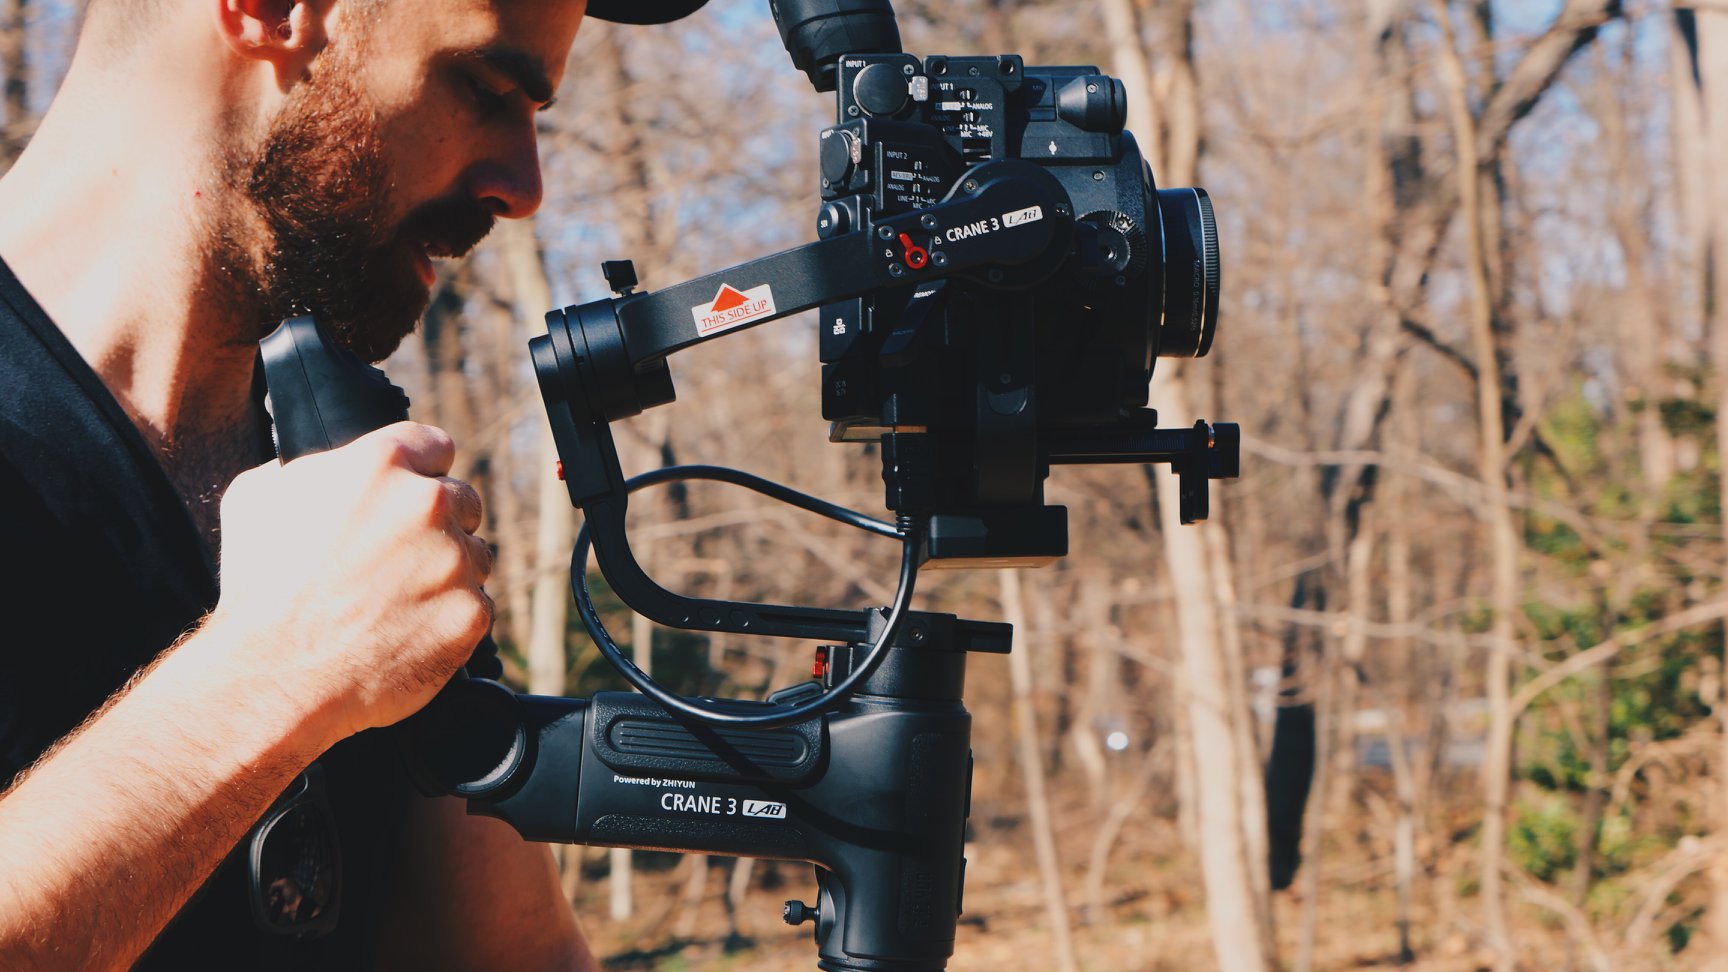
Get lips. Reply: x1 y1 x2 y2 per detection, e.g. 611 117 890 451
409 235 478 288
398 197 496 291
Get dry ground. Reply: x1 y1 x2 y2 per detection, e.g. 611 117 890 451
569 794 1667 972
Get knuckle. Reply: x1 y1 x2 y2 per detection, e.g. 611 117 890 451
410 423 456 458
414 421 453 447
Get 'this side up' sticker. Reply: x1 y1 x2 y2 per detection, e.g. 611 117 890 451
692 283 777 336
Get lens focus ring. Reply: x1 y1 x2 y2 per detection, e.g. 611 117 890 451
1154 187 1220 358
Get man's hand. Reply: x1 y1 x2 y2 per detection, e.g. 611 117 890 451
211 421 494 744
0 421 502 972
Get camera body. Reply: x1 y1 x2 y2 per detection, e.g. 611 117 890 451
820 55 1162 427
809 51 1219 567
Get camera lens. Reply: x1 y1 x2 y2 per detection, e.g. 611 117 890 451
1154 187 1220 358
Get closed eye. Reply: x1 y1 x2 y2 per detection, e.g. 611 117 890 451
466 74 513 115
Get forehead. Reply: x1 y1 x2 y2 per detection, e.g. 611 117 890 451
353 0 586 89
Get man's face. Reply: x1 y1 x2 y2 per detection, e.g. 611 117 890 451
231 0 585 361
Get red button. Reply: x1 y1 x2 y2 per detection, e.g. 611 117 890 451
555 460 565 481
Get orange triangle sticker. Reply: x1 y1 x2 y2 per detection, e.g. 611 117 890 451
711 285 750 313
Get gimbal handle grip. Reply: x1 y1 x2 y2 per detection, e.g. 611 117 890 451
258 316 410 461
256 316 504 682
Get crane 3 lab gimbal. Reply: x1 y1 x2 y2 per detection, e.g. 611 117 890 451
259 2 1236 968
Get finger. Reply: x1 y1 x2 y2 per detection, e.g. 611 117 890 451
441 477 484 535
372 422 455 478
465 533 495 583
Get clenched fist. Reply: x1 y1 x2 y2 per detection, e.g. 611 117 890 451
206 422 492 744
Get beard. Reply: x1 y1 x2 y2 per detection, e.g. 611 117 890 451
216 51 497 362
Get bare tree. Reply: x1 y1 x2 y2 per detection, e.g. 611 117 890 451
1103 1 1275 969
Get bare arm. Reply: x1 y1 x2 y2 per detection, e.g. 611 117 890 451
0 621 341 971
373 797 598 972
0 423 493 971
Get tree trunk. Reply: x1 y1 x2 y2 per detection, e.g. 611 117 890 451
1102 0 1275 965
1428 3 1521 966
999 568 1080 972
1069 579 1113 811
1152 420 1276 971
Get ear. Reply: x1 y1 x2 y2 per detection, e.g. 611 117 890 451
216 0 328 74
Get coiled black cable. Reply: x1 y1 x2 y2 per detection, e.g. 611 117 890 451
571 465 919 729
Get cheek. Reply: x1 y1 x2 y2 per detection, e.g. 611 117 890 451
349 59 462 191
372 102 470 219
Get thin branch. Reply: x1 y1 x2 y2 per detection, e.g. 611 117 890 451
1509 599 1728 719
1400 316 1480 383
1474 0 1626 162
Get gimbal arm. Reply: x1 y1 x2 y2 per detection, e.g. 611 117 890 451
547 158 1075 429
529 157 1078 650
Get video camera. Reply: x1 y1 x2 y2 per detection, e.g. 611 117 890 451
260 2 1237 969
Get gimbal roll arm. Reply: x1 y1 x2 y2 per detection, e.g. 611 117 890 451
544 158 1075 429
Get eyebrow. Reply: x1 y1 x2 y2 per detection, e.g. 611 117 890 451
460 46 559 111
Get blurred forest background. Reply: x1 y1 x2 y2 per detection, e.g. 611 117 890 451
6 0 1727 969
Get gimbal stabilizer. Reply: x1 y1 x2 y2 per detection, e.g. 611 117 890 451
257 3 1240 968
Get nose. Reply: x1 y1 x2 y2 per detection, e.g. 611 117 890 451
468 124 544 220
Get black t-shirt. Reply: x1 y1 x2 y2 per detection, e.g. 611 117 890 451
0 258 412 969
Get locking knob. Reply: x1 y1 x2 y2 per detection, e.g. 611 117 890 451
783 900 819 926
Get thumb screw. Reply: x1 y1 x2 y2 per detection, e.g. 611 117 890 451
783 900 819 926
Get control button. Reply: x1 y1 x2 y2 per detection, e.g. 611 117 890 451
783 900 819 926
817 202 851 239
555 460 565 481
853 62 910 117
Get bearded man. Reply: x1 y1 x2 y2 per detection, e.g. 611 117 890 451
0 0 705 968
